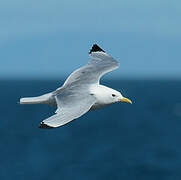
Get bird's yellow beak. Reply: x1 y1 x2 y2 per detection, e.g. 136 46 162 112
119 97 132 104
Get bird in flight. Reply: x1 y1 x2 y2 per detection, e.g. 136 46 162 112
20 44 132 129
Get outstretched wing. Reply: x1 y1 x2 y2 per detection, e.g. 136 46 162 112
63 44 119 87
39 44 118 128
39 92 96 128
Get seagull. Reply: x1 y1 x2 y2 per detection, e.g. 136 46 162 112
20 44 132 129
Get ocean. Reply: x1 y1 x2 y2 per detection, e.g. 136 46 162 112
1 79 181 180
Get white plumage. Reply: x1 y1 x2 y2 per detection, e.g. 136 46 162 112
20 44 132 129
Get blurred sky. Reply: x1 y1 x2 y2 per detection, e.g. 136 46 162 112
1 0 181 79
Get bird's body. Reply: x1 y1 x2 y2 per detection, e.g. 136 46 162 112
20 44 132 128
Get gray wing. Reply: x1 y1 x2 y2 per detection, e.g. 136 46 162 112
39 45 117 128
39 92 96 128
63 45 119 87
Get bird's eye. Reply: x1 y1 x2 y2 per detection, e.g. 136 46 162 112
112 94 116 97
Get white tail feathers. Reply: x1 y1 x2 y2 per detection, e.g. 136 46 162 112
19 93 56 106
20 97 45 104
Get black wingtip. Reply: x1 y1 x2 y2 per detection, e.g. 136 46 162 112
38 122 54 129
89 44 105 54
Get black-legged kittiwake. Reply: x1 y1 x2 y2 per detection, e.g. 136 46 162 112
20 44 132 129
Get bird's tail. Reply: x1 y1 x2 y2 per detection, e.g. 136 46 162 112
19 93 56 106
20 97 45 104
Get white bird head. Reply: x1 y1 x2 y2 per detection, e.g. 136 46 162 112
105 87 132 104
91 85 132 106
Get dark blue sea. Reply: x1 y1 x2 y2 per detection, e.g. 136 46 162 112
1 79 181 180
